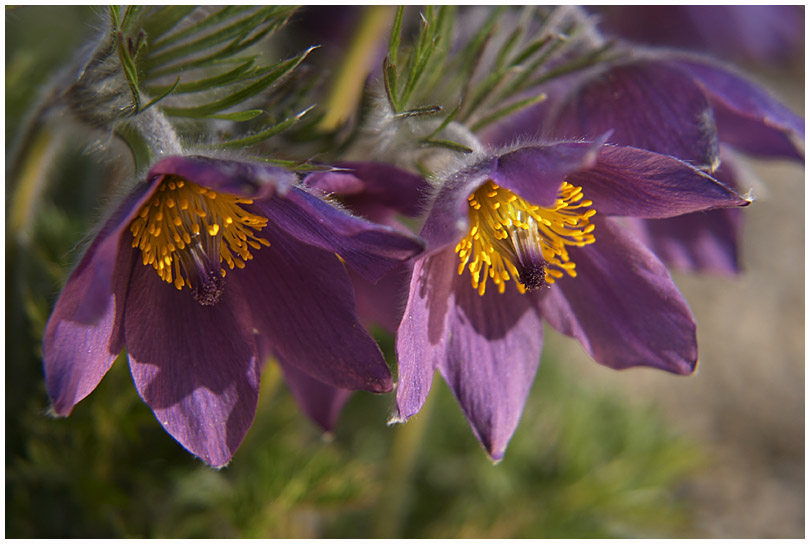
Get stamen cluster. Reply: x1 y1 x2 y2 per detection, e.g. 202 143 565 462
129 176 270 304
455 180 596 295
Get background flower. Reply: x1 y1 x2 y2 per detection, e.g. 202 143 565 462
593 5 805 66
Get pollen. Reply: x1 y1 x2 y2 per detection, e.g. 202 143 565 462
454 180 596 296
129 175 270 304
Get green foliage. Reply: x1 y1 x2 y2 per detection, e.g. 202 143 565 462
7 324 702 538
402 355 701 538
109 5 311 148
381 5 621 152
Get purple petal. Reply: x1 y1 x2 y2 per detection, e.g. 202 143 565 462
419 142 602 254
64 182 154 323
255 187 424 283
395 249 458 420
623 160 743 275
597 6 804 65
671 56 804 160
395 246 542 461
349 262 412 334
43 244 135 415
233 219 393 393
148 155 298 199
276 354 353 432
419 160 494 253
550 61 720 169
540 217 697 374
492 141 602 207
623 159 744 274
124 265 260 468
303 171 396 226
625 208 743 275
565 145 750 218
437 268 543 461
305 162 430 218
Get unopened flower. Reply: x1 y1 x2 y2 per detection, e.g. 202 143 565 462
481 52 803 275
43 155 424 466
395 141 750 460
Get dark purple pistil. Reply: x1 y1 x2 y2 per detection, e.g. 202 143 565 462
517 262 547 291
193 272 225 306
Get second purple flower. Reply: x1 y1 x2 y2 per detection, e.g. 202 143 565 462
394 140 751 460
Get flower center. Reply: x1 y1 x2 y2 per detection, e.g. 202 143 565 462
455 180 596 296
129 176 270 305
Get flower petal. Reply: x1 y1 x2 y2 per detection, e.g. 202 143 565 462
565 144 750 218
492 141 602 208
419 160 494 253
395 249 458 420
395 245 542 461
623 159 744 274
276 353 353 432
43 244 135 415
437 268 543 461
64 182 154 323
419 142 602 255
148 155 298 199
305 162 430 218
625 208 743 275
233 219 393 393
124 264 260 468
597 6 804 65
256 187 424 283
671 56 805 160
349 262 412 333
550 61 720 169
540 217 697 374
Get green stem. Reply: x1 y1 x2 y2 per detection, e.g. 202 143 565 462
372 391 436 538
8 127 62 245
115 123 153 173
115 107 183 172
318 6 394 131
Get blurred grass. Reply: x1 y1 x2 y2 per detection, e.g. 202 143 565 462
6 6 705 538
7 331 703 538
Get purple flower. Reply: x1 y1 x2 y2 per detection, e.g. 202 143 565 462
43 155 424 467
481 52 804 274
394 141 751 460
593 6 805 66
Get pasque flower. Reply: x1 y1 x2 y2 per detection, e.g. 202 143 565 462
43 155 424 466
481 51 804 274
395 140 751 460
593 5 805 66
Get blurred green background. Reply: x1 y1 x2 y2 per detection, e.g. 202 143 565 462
6 6 804 538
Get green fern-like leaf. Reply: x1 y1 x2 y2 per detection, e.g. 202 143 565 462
109 6 317 150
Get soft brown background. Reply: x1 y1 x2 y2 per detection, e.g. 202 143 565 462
549 76 805 538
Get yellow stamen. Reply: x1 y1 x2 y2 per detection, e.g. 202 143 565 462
454 180 596 295
129 175 270 304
